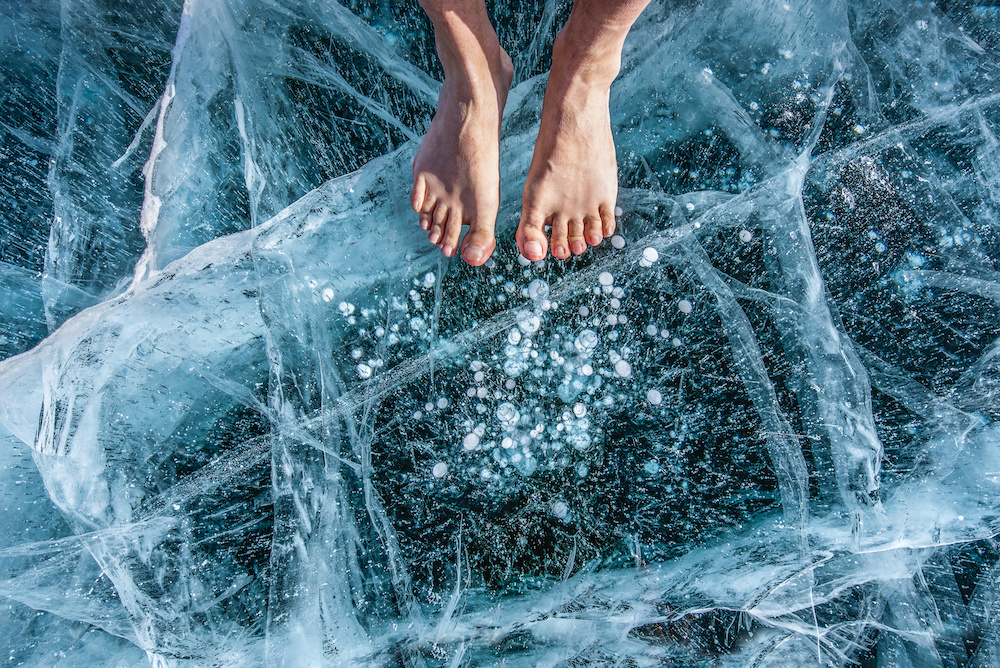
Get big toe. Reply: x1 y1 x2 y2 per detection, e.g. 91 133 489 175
461 222 496 266
517 211 548 261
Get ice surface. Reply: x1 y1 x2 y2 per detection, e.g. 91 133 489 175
2 0 1000 665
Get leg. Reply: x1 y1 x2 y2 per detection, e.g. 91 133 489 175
412 0 513 266
518 0 651 261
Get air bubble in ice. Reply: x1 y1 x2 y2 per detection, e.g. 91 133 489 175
567 432 592 451
432 462 448 478
611 235 625 249
646 324 658 336
642 247 659 263
322 288 335 302
507 329 522 345
678 299 693 314
410 316 426 331
573 403 587 418
614 359 632 378
356 363 372 379
551 501 570 520
463 433 480 450
646 389 662 405
739 229 753 243
517 311 541 334
574 329 599 353
497 402 520 427
504 359 525 377
527 279 549 302
598 272 614 286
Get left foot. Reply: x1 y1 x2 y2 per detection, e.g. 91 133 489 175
518 27 623 261
410 7 514 266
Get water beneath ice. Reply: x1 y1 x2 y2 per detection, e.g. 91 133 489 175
2 0 1000 665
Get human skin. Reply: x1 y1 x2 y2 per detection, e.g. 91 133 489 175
412 0 652 265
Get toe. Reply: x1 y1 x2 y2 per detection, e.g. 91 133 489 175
584 214 603 247
461 215 497 266
411 174 427 212
428 204 447 245
440 210 463 258
549 217 571 259
567 218 586 255
419 211 432 231
599 204 616 238
517 210 549 261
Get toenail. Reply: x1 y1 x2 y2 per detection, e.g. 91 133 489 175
571 242 585 254
464 246 484 264
525 241 543 258
429 230 441 244
442 244 454 257
554 246 565 257
589 235 602 245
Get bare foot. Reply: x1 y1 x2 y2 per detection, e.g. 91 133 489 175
518 28 623 261
411 13 513 266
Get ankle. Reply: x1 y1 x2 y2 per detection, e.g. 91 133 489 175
550 25 624 87
427 10 505 89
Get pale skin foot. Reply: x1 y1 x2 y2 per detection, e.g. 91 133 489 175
518 0 651 261
411 1 514 266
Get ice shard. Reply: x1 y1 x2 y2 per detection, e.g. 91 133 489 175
2 0 1000 665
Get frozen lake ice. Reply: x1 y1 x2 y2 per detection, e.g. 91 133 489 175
2 0 1000 665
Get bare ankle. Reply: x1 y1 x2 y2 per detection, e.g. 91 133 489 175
549 27 624 88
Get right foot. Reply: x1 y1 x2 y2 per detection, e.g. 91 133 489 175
518 5 642 261
411 11 513 266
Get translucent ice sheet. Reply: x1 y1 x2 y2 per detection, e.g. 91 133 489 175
2 0 1000 665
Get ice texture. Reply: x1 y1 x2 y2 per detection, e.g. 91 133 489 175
2 0 1000 665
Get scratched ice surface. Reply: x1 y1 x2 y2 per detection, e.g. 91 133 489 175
2 0 1000 665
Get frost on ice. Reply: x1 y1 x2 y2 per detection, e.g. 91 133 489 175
2 0 1000 666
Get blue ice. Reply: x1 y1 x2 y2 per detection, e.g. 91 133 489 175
1 0 1000 665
